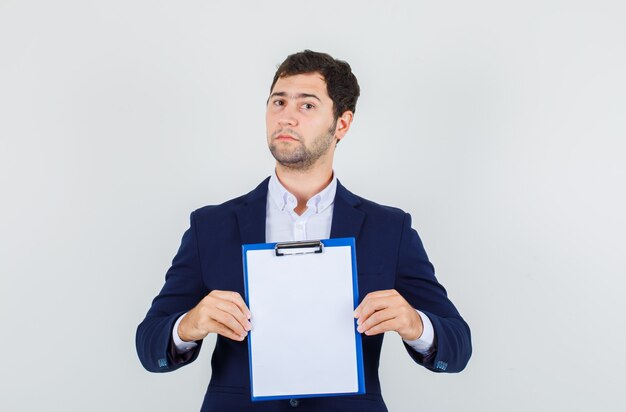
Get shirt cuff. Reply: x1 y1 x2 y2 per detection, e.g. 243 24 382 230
172 313 198 353
403 310 435 355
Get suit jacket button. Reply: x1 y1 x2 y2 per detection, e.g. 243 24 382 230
289 398 300 407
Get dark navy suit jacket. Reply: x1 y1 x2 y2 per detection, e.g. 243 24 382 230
136 178 472 411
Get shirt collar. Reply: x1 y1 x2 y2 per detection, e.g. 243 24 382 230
268 170 337 214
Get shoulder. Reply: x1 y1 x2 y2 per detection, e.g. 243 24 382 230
190 177 270 223
191 194 245 219
337 180 407 221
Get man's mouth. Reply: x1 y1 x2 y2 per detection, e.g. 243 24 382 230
275 134 298 141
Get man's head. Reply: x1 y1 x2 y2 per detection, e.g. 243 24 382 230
269 50 360 120
266 51 360 172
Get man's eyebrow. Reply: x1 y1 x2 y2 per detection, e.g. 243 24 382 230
269 92 322 102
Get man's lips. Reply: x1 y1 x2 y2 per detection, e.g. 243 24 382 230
275 134 298 141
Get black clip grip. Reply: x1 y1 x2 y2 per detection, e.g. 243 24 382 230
275 240 324 256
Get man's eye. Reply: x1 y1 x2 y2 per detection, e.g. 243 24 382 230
302 103 314 110
273 100 284 106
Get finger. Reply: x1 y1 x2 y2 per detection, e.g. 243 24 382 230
355 295 395 322
354 290 398 317
211 309 249 337
214 290 251 319
207 290 251 329
213 322 248 341
363 318 399 336
215 300 252 331
357 308 397 334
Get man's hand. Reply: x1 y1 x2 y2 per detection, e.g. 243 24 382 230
354 289 423 340
178 290 252 342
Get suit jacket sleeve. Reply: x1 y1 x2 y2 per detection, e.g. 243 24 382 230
395 213 472 373
136 211 209 372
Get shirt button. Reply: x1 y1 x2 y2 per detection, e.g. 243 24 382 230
289 398 300 407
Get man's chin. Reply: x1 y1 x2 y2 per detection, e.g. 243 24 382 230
274 157 306 168
271 154 311 170
270 147 304 164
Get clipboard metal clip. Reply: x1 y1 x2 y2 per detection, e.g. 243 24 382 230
275 240 324 257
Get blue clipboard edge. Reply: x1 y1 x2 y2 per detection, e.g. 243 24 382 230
241 237 366 402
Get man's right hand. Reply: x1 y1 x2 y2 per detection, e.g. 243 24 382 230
178 290 252 342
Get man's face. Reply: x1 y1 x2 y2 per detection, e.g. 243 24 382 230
266 73 338 170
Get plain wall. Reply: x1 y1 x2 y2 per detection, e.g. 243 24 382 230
1 1 625 411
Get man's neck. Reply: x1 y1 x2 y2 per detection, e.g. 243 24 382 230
275 163 334 215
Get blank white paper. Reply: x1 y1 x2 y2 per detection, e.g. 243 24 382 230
245 245 359 399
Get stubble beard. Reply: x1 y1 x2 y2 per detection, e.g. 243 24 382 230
269 120 337 171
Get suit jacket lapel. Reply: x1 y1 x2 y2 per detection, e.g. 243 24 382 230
235 177 270 245
330 180 365 240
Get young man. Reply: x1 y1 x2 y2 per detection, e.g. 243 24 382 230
137 50 472 411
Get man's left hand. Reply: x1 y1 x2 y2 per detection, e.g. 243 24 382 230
354 289 423 341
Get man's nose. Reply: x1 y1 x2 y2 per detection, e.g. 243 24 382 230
277 106 298 127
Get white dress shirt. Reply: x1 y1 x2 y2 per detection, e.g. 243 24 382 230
173 171 434 354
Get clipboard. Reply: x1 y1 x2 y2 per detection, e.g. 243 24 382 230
242 237 366 402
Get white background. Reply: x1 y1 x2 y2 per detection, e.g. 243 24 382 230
1 1 625 411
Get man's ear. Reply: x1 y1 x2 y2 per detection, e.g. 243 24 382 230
334 111 354 144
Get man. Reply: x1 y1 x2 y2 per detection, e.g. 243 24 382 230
136 50 471 411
